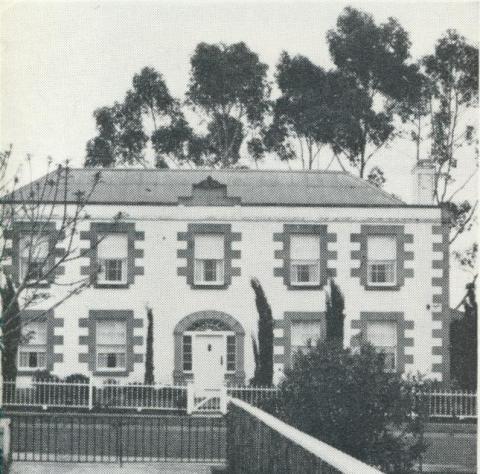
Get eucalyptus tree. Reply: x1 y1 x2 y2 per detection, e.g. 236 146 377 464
326 7 423 178
186 42 270 167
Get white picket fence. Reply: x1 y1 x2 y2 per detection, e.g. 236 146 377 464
2 380 278 413
2 380 476 419
421 390 477 419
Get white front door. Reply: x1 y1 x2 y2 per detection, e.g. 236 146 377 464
192 333 225 388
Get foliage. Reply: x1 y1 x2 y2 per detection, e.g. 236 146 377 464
85 67 179 168
0 276 21 381
450 279 477 390
250 278 273 386
262 341 425 473
187 42 270 166
325 279 345 345
262 52 336 169
144 306 154 385
367 166 386 188
408 31 478 241
326 7 423 178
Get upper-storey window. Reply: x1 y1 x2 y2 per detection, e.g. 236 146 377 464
96 320 127 371
365 320 397 372
194 234 225 286
97 234 128 285
366 235 397 286
18 320 48 370
19 234 50 283
290 235 321 286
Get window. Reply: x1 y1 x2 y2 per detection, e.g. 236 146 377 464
226 335 236 372
18 321 47 370
19 234 50 282
290 235 320 285
96 320 127 370
367 235 397 285
365 321 397 371
291 321 322 359
183 335 192 371
97 234 128 285
194 234 225 285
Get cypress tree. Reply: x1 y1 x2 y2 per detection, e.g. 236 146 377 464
250 278 273 386
144 307 154 385
325 279 345 346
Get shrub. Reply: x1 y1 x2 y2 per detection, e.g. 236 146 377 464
261 341 425 473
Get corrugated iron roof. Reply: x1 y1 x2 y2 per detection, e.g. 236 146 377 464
3 168 407 206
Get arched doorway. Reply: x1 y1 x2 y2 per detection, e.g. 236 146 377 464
173 310 245 386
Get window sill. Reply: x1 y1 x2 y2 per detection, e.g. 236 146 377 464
192 282 228 290
94 282 130 289
288 282 323 290
364 284 401 291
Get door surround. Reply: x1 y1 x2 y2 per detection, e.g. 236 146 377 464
173 310 245 385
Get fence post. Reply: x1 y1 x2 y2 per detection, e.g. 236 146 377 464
220 385 228 415
0 417 11 469
88 378 94 410
187 383 194 415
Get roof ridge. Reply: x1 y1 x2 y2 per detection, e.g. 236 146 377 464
64 167 348 174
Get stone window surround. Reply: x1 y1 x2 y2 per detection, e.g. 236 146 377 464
273 312 326 370
5 221 66 288
80 222 144 289
431 218 450 384
173 310 245 385
351 312 414 373
78 310 143 376
351 225 414 291
17 309 64 375
274 224 337 290
177 224 241 290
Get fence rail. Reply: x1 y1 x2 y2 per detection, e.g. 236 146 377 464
3 381 477 419
227 398 382 474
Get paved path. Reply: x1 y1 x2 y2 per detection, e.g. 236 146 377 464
11 462 221 473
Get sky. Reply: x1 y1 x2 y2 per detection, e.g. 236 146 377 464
1 0 478 301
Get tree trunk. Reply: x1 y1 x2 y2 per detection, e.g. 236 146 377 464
1 277 22 382
144 307 154 385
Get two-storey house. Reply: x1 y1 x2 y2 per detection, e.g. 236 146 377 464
4 168 451 386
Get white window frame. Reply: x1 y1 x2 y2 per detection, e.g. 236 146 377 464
97 234 128 285
18 321 48 371
289 235 321 286
366 236 397 286
19 234 50 284
193 234 225 286
365 321 397 372
95 320 127 372
290 259 321 286
194 258 225 286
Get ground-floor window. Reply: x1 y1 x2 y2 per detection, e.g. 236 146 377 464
96 320 127 370
290 320 322 361
365 321 397 371
182 335 193 371
226 335 236 372
18 320 47 370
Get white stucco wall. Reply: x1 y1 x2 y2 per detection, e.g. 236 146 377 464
12 203 447 385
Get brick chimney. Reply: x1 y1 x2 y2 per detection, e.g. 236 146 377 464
411 159 436 205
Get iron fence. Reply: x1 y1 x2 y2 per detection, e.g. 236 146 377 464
9 412 226 464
